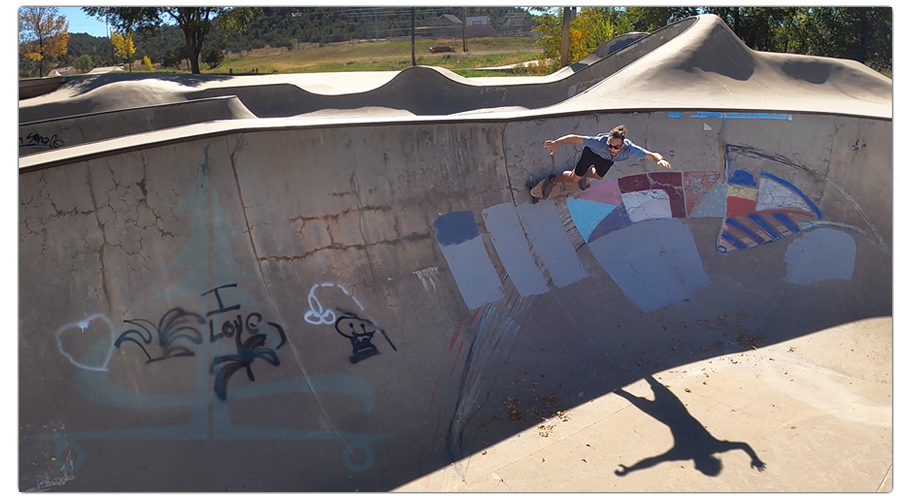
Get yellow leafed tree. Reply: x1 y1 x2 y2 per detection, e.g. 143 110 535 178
534 7 631 72
19 7 70 78
111 31 136 72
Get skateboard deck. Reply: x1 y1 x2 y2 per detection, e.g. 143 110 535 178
528 175 589 203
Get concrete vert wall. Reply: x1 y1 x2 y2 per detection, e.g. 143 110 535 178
19 107 890 491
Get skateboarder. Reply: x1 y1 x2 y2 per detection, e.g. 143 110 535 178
543 124 671 191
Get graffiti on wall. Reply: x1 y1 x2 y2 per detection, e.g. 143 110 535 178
335 313 397 364
30 145 389 476
55 314 117 372
19 131 65 152
304 282 397 363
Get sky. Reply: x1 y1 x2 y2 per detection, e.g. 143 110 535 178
56 7 111 37
46 5 560 38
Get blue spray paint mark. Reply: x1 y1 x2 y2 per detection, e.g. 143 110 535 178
728 169 757 187
760 172 823 219
719 230 749 250
747 213 783 240
772 212 802 233
690 111 790 120
434 211 481 246
725 218 767 245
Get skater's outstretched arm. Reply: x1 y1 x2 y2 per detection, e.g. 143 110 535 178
614 449 677 476
544 134 586 155
719 440 766 471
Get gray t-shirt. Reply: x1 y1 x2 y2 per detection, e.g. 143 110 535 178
583 134 649 162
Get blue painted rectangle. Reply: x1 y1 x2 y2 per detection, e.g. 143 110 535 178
434 212 504 310
589 219 710 312
516 202 587 289
482 203 549 297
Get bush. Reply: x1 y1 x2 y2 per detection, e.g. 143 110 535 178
203 47 224 69
73 54 93 73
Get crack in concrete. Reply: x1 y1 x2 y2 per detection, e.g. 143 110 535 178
225 136 345 437
259 233 433 263
349 172 378 284
85 166 112 310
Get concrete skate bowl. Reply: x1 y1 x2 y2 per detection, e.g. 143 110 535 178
19 15 890 492
19 17 695 126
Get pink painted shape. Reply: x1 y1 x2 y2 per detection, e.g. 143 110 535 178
578 179 623 205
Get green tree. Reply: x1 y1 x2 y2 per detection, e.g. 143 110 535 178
623 7 699 32
85 7 260 74
793 7 891 73
162 45 189 70
203 46 224 69
73 53 93 73
534 7 632 71
704 7 891 74
19 7 70 77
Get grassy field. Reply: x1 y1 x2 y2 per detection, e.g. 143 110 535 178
209 36 548 76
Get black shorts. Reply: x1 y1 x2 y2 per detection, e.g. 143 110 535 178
574 147 615 178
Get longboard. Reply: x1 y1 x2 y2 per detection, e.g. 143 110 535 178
528 174 589 203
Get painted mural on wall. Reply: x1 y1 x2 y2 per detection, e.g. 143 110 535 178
434 139 872 313
717 170 822 253
33 145 389 476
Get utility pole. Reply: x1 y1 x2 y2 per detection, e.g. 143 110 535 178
411 7 416 66
560 7 573 67
462 7 468 52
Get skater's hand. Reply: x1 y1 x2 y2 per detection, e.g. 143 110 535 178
657 158 671 169
614 464 630 476
544 140 558 155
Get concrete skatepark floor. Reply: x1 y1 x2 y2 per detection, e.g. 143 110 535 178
397 317 892 492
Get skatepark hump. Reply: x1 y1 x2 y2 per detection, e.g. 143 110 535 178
19 15 891 492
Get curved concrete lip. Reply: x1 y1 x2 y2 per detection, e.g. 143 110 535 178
19 18 698 122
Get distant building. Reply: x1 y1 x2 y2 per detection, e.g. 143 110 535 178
496 10 534 36
420 14 497 38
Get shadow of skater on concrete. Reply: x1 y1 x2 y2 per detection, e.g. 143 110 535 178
612 376 766 477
